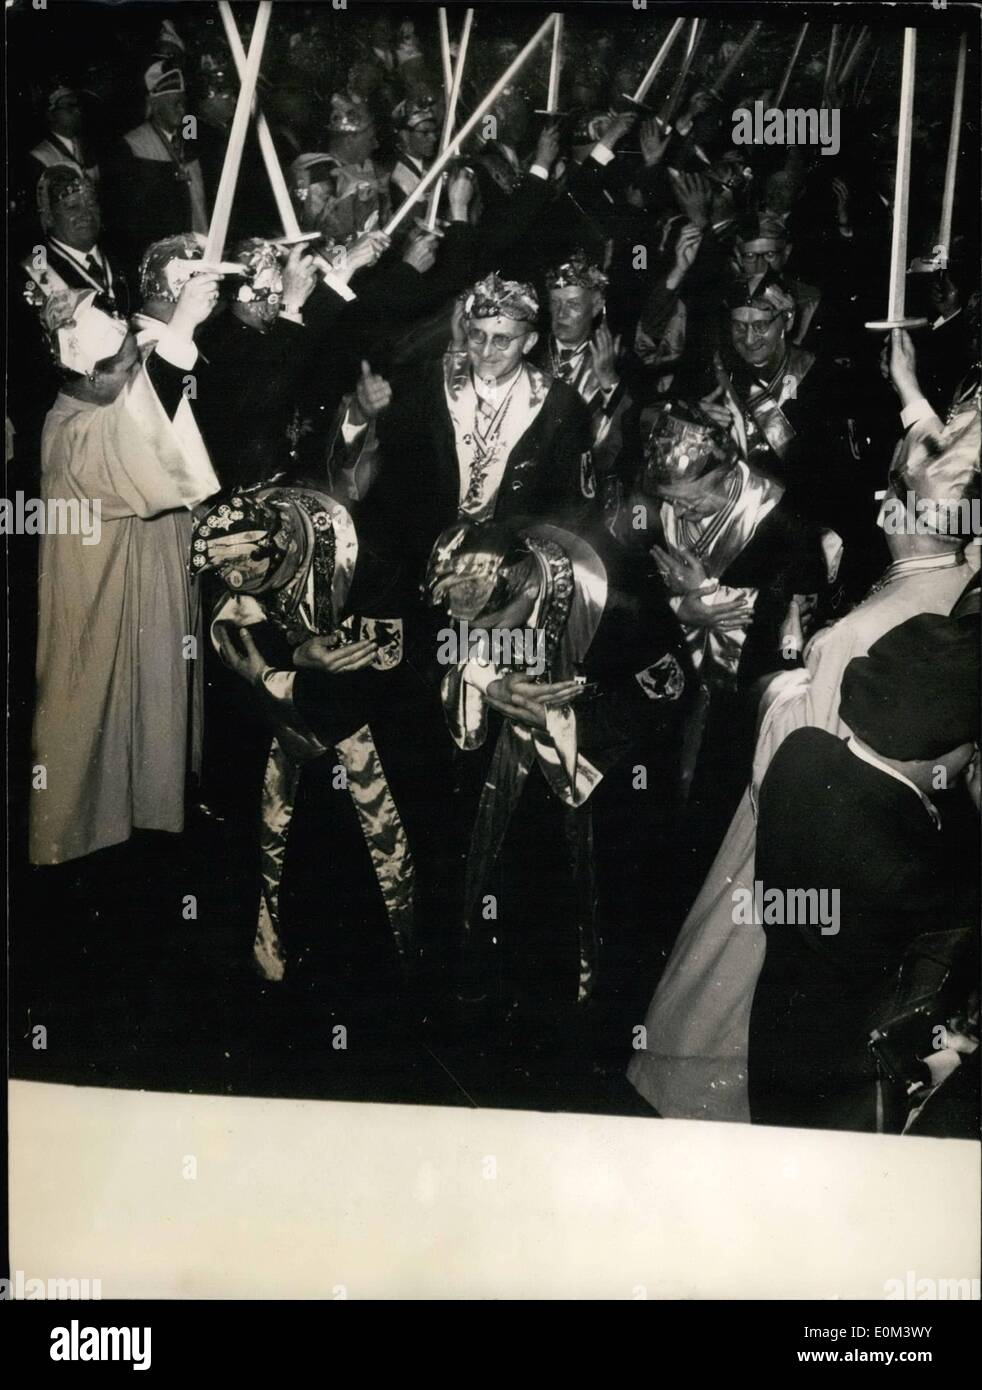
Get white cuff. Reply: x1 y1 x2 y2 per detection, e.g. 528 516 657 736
341 407 368 445
900 397 938 430
152 326 198 371
462 658 498 694
529 163 550 181
590 143 616 167
260 668 296 703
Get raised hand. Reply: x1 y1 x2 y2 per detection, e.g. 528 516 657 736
639 117 670 167
447 166 475 218
666 221 704 290
881 328 920 405
402 229 439 274
450 294 468 349
589 321 620 391
698 383 735 431
355 359 392 419
341 230 391 279
171 270 222 336
598 111 636 151
669 170 712 228
281 244 318 313
534 121 561 171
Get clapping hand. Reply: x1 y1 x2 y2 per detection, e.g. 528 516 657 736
589 321 620 391
650 543 707 596
293 633 378 674
485 673 586 730
669 170 712 228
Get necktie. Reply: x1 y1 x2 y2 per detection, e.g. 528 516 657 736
556 347 577 381
84 254 106 291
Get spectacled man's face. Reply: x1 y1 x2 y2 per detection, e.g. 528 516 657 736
466 315 536 383
651 465 733 522
737 238 789 281
730 305 787 372
404 123 438 160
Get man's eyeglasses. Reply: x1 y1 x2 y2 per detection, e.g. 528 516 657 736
466 327 526 352
731 312 781 337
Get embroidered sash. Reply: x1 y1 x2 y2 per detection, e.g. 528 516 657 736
444 353 550 519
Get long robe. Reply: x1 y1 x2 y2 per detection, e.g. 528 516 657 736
627 551 975 1122
29 352 219 865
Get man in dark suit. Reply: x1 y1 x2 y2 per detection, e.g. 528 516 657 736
371 272 597 584
749 613 980 1131
530 253 639 518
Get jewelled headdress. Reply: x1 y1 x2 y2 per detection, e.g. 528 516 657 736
232 238 284 304
392 94 438 130
426 521 535 622
725 268 795 316
36 164 97 232
639 400 738 487
545 252 609 292
138 232 206 304
327 92 373 134
463 272 539 324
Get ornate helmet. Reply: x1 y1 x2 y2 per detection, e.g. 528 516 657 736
36 164 98 232
138 232 206 304
327 92 373 134
545 251 609 293
231 238 284 305
426 521 536 622
463 272 538 324
639 399 738 489
392 94 438 131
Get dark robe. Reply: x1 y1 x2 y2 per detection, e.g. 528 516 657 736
372 357 597 584
445 527 691 1041
749 728 977 1132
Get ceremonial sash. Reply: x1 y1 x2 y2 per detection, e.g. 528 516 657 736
211 586 416 981
442 526 608 1002
663 461 783 684
444 353 550 519
736 345 815 463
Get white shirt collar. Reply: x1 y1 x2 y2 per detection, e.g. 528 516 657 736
49 237 100 266
932 307 962 330
846 737 941 829
472 362 523 405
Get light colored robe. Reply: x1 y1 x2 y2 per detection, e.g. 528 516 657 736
30 353 219 865
628 551 974 1122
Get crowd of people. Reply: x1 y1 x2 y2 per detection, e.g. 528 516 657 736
8 5 980 1134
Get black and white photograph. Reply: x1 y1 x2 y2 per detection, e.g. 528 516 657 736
4 0 980 1329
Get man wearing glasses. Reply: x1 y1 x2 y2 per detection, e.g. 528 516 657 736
705 271 875 601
